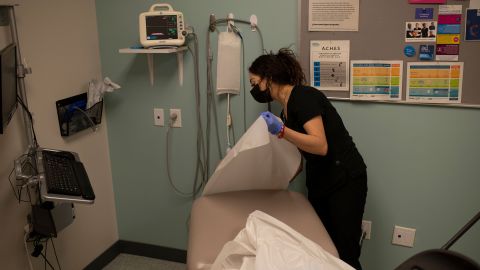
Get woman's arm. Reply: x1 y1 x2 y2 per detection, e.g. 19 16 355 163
283 115 328 156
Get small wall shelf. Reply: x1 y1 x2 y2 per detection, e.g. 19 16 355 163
119 46 188 86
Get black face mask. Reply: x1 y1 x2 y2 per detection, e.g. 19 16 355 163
250 85 273 103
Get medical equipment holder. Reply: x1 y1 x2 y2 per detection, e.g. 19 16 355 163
119 46 187 86
55 92 103 137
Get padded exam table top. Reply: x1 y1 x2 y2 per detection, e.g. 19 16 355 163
187 190 338 270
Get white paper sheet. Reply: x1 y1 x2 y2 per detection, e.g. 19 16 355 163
210 211 354 270
202 117 301 196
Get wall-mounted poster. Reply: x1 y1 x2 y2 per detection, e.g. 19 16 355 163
407 62 463 103
308 0 359 31
310 40 350 91
350 60 403 101
436 5 462 60
415 8 434 20
465 9 480 41
405 21 437 42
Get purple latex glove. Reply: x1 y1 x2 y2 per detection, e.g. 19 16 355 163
261 111 283 135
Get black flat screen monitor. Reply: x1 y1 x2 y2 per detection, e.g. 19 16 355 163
0 43 18 134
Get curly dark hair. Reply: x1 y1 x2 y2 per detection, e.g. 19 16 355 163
249 48 306 86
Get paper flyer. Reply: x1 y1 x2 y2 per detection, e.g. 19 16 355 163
415 8 434 20
308 0 359 31
436 34 460 44
310 40 350 91
419 45 435 60
436 5 462 60
350 60 403 101
406 62 463 103
405 21 437 42
436 44 459 61
435 41 460 60
439 5 463 15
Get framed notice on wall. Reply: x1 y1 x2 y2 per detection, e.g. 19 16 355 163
310 40 350 91
308 0 359 31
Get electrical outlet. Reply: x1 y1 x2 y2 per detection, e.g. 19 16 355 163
362 220 372 240
153 108 164 126
169 108 182 128
392 225 416 247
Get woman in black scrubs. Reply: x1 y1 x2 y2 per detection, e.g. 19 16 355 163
248 48 368 270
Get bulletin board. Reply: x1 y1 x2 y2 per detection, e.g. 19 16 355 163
299 0 480 108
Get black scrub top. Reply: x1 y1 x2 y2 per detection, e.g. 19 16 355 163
281 85 366 195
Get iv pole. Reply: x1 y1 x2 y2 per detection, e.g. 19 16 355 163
1 5 35 149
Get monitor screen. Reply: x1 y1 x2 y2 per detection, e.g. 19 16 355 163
145 15 178 40
0 43 18 134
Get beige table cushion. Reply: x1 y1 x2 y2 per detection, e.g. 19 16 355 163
187 190 338 270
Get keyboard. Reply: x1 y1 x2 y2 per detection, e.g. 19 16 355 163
42 150 95 200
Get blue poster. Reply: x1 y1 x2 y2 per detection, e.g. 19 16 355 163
465 9 480 41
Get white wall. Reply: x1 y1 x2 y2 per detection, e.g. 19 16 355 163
0 1 118 269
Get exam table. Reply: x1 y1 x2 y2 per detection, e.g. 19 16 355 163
187 189 338 270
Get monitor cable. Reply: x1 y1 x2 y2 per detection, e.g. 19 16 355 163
164 27 207 198
166 112 204 198
16 94 39 149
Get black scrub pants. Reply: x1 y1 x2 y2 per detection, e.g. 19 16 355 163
308 171 368 270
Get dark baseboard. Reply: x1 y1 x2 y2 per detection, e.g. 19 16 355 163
119 240 187 264
84 240 187 270
84 241 122 270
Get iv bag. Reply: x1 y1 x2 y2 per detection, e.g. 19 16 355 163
216 31 241 95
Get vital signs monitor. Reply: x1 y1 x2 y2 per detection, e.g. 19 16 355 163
139 4 186 47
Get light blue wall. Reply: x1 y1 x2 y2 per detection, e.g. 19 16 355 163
95 0 298 251
333 101 480 269
96 1 480 269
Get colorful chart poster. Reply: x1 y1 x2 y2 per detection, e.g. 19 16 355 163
350 61 403 100
406 62 463 103
465 9 480 41
310 40 350 91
